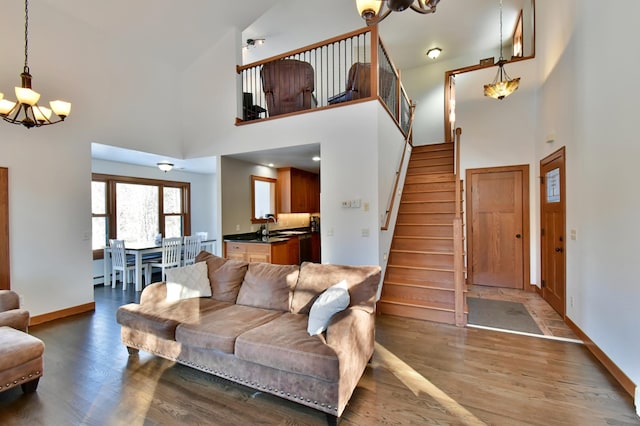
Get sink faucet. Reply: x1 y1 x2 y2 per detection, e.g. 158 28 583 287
264 214 277 236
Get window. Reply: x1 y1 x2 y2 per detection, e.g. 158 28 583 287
91 174 191 259
251 175 277 222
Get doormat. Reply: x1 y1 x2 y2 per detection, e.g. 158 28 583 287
467 297 543 335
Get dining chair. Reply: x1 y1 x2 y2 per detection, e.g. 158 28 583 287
147 237 183 281
110 239 143 291
183 235 202 266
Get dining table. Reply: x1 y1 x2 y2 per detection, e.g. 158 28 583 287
103 239 217 291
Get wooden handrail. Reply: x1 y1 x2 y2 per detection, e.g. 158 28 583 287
381 103 415 231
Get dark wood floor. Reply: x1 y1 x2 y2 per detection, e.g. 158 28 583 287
0 284 637 425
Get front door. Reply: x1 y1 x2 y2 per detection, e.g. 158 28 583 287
540 148 566 316
467 165 529 289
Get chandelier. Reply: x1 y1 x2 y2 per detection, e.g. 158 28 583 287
356 0 441 25
0 0 71 128
484 0 520 100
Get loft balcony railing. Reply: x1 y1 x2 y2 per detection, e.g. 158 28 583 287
236 27 412 137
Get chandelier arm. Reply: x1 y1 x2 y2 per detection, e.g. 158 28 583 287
365 7 392 25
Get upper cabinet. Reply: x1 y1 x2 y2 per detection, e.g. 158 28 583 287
277 167 320 213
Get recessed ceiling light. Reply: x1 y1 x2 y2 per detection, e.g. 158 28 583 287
268 163 274 167
426 47 442 59
312 156 321 162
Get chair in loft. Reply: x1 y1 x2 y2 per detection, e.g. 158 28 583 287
183 235 202 266
328 62 396 105
242 92 267 121
260 59 315 117
110 239 147 291
147 237 182 282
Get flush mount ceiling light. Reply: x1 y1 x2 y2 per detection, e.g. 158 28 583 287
484 0 520 100
0 0 71 128
426 47 442 59
356 0 441 26
157 162 174 172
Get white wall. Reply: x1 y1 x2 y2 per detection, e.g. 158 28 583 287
536 0 640 393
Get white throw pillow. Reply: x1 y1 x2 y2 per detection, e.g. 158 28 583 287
165 262 212 302
307 280 350 336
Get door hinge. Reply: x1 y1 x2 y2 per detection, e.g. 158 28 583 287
540 176 545 185
541 228 545 237
541 279 546 288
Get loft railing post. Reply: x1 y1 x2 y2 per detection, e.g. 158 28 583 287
370 25 379 102
453 127 465 326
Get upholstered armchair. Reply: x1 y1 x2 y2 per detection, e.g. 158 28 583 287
328 62 396 105
0 290 30 332
261 59 315 117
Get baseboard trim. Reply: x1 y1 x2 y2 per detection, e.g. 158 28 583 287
30 302 95 326
565 316 636 398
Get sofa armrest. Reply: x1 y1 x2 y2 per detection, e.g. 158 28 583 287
326 307 375 369
139 282 168 306
0 290 20 311
0 309 30 332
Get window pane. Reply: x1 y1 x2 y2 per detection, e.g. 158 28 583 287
92 217 107 250
116 183 159 243
164 187 182 214
164 215 182 238
92 181 106 214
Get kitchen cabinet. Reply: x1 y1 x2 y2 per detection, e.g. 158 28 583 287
277 167 320 213
224 239 299 265
311 232 321 263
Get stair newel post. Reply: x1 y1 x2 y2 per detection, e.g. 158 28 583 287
453 127 466 326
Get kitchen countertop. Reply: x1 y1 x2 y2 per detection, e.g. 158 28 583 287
223 228 312 244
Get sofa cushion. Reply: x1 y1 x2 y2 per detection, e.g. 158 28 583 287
236 263 299 311
195 251 248 302
291 262 381 314
165 262 211 302
307 280 350 336
235 313 339 382
116 298 231 340
175 305 282 354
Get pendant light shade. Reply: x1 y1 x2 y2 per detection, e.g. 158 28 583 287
356 0 440 25
483 0 520 100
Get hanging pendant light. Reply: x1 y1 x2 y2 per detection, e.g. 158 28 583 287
483 0 520 100
356 0 441 26
0 0 71 128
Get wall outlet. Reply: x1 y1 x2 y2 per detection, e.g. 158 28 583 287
570 296 574 308
235 224 240 231
326 228 334 237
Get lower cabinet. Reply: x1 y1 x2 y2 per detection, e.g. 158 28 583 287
224 239 299 265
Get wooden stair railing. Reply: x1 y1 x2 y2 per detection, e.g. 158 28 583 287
381 103 415 231
453 128 466 326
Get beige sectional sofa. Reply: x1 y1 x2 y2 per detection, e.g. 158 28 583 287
116 251 381 424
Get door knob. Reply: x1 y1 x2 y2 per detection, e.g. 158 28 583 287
555 247 563 253
515 234 522 239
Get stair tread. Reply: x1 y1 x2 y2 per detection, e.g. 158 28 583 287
386 264 454 272
378 298 455 312
390 249 453 255
383 281 456 291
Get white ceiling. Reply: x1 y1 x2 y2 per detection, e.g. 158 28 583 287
27 0 532 173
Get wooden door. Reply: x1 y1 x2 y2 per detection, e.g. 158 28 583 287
540 148 566 316
0 167 9 290
467 165 529 289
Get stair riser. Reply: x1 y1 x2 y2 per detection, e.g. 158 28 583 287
377 302 457 325
406 164 453 175
391 238 454 252
402 191 457 202
385 266 454 286
412 143 453 154
409 158 454 169
396 213 455 224
388 252 453 269
394 224 453 237
403 181 457 193
404 173 455 184
381 284 455 305
399 202 455 213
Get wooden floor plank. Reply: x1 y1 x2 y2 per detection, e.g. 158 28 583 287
0 284 636 425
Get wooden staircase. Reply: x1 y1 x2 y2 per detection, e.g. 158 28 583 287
377 142 467 325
